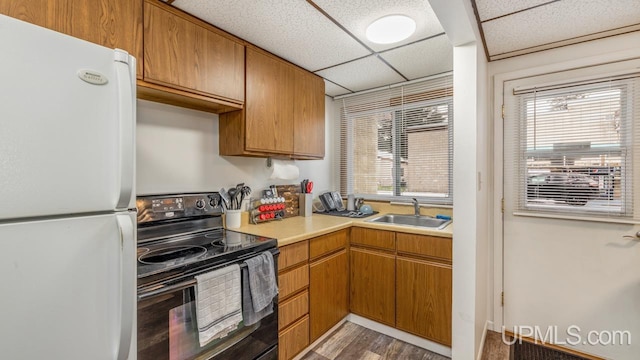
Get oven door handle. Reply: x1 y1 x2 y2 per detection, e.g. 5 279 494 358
138 279 196 301
138 248 279 301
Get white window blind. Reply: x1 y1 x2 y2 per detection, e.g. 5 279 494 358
338 75 453 203
510 74 640 218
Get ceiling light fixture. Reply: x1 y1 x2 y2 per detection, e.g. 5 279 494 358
366 15 416 44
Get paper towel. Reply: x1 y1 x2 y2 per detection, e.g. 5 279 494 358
268 159 299 180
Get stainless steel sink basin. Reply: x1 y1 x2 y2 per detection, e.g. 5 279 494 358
367 214 452 230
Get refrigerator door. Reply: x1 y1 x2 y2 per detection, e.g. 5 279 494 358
0 212 136 360
0 15 136 220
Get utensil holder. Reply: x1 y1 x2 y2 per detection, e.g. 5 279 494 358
225 209 242 229
299 193 313 217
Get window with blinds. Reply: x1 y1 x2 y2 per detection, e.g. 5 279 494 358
511 74 640 217
338 74 453 203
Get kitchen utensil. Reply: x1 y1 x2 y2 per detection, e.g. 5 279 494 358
240 185 252 206
354 197 364 210
306 181 314 193
228 187 237 209
220 188 231 209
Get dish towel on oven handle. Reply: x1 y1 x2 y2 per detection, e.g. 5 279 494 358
243 251 278 321
241 266 272 326
194 264 242 347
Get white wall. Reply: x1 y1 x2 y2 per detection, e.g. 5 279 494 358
429 1 491 359
136 97 338 196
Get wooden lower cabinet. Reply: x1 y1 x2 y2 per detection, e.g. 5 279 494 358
309 248 348 341
278 315 309 360
349 247 395 327
396 257 452 346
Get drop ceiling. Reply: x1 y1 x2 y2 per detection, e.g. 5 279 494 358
170 0 452 98
472 0 640 61
168 0 640 97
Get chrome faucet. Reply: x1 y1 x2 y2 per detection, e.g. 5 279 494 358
412 198 420 216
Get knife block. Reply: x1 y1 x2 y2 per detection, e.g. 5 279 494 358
299 193 313 217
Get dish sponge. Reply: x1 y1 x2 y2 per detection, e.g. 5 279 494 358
435 214 451 221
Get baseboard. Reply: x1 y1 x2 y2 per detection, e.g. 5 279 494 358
476 320 492 360
347 314 452 358
292 317 349 360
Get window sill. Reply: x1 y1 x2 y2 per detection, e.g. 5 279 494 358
512 211 639 225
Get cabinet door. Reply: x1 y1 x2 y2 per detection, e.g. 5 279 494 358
0 0 143 77
143 1 244 102
396 257 452 346
293 68 325 158
310 249 348 341
350 247 395 326
245 48 295 154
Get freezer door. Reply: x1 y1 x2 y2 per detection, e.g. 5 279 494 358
0 15 136 220
0 212 136 360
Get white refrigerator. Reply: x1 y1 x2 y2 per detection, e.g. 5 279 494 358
0 15 136 360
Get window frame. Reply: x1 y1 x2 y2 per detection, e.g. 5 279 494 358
340 95 454 204
514 79 636 218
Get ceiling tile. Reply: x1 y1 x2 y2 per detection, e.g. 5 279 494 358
474 0 551 21
312 0 444 52
172 0 371 71
324 80 352 97
482 0 640 56
316 56 405 92
379 35 452 80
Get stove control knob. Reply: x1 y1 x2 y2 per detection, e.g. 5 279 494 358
195 199 206 210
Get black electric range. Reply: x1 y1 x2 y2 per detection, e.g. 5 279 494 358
136 193 277 289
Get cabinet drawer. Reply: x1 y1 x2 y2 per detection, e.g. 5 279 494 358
278 241 308 271
309 229 348 260
278 290 309 331
278 315 310 360
278 264 309 300
351 227 395 251
396 233 452 262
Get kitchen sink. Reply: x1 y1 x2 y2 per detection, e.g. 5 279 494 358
366 214 452 230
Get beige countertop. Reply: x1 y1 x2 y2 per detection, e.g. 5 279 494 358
233 202 453 246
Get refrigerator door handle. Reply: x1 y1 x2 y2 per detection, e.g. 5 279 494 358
116 213 135 360
114 49 135 210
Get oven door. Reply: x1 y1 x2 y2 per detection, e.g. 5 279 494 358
138 258 278 360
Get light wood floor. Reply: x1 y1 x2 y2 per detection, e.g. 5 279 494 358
300 321 450 360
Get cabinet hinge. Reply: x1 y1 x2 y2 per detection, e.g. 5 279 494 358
501 105 505 120
501 291 504 306
501 198 504 213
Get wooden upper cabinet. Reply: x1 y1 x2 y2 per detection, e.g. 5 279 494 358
293 68 325 158
220 47 325 158
244 48 295 154
143 1 244 103
0 0 143 77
